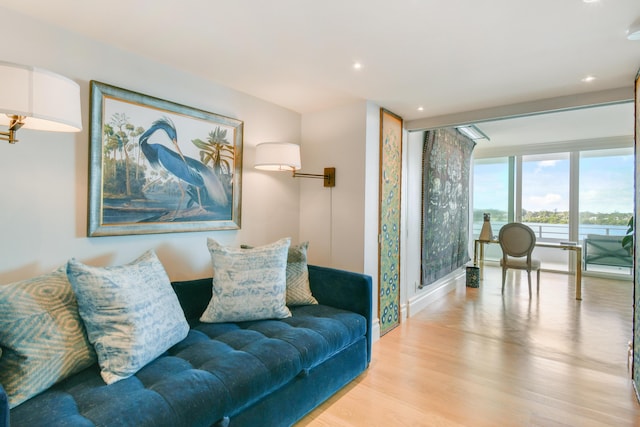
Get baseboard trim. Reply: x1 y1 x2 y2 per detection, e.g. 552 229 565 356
407 268 465 318
400 302 408 322
371 318 381 344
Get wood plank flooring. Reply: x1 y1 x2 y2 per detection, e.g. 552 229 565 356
297 266 640 426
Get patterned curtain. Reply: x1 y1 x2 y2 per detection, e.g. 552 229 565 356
421 128 475 286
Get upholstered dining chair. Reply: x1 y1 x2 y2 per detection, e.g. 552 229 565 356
498 222 541 297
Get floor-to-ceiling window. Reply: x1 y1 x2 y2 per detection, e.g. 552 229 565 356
521 152 571 241
472 157 512 237
473 146 633 276
579 148 634 239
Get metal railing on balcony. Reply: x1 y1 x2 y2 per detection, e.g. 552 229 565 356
472 222 627 243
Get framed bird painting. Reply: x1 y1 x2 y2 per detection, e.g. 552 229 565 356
88 81 243 236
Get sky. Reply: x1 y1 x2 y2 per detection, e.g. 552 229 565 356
474 152 634 214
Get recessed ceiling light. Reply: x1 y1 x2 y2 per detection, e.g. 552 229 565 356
353 62 362 70
582 0 599 3
581 75 596 82
417 106 424 111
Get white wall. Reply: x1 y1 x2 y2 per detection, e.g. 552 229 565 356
300 102 369 272
301 101 382 339
300 102 464 338
403 130 468 317
0 7 303 283
363 101 381 334
0 8 425 341
404 131 424 303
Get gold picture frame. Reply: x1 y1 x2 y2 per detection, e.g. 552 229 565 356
88 81 243 236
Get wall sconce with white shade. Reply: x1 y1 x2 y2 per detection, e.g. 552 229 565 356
254 142 336 187
0 61 82 144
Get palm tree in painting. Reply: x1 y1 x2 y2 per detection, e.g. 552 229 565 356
103 123 119 176
192 126 234 193
103 114 146 197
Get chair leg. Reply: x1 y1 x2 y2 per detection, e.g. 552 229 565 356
537 269 540 293
501 267 507 294
527 270 532 298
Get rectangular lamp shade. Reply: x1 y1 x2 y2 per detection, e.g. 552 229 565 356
254 142 302 171
0 61 82 132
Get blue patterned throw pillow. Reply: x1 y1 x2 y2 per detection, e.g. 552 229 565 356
201 238 292 323
66 250 189 384
0 267 96 408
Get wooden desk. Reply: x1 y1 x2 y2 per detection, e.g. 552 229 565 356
473 239 582 300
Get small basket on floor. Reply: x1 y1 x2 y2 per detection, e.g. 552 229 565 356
466 264 480 288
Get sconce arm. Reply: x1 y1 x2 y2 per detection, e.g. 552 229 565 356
292 167 336 187
0 115 26 144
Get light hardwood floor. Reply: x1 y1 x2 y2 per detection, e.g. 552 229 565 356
297 266 640 427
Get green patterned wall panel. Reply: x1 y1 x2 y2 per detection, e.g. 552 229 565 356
379 109 402 336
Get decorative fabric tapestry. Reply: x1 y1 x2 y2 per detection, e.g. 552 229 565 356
422 128 475 286
379 109 403 336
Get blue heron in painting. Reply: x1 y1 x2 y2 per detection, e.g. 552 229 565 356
138 118 228 216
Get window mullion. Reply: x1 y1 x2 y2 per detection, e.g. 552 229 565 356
513 155 522 223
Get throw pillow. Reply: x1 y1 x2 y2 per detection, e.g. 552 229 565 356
66 250 189 384
201 238 292 323
0 267 96 408
285 242 318 306
240 241 318 306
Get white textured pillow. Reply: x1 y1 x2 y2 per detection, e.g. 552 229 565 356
201 238 292 323
66 250 189 384
0 267 96 408
286 242 318 306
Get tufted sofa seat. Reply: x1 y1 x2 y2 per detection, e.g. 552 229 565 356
4 265 372 427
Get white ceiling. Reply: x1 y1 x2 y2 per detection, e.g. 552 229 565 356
1 0 639 140
475 101 634 148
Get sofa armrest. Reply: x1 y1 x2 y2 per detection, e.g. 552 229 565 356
0 383 8 427
308 265 373 364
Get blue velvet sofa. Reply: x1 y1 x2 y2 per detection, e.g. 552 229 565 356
1 265 372 427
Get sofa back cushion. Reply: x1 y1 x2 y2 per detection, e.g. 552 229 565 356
171 278 213 323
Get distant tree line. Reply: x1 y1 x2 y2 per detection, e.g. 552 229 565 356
474 209 632 226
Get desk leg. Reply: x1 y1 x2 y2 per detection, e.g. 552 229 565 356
575 247 582 300
479 242 485 279
473 240 479 265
